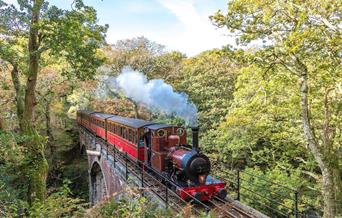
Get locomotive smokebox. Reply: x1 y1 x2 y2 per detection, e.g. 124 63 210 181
191 127 199 151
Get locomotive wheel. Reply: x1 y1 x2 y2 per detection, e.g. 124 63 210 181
217 188 227 199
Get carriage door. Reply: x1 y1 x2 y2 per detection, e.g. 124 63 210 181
144 129 152 166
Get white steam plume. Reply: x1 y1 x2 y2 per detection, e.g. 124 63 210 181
104 67 198 126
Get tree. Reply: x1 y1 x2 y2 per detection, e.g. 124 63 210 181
103 36 185 83
176 49 241 132
0 0 107 203
211 1 341 217
215 63 321 215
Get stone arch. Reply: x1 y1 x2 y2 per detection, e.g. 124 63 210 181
90 161 108 205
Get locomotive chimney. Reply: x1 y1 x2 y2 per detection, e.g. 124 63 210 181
191 127 199 151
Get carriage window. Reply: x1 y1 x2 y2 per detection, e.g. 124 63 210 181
128 129 133 142
133 131 137 144
124 128 127 139
124 128 128 139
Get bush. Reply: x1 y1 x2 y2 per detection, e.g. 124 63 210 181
29 180 87 218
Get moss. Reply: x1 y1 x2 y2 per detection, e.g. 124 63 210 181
28 155 49 204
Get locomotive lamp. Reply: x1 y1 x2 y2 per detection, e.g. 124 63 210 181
191 127 199 151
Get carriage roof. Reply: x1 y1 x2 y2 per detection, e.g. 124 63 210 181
92 112 114 119
108 116 155 129
147 124 173 130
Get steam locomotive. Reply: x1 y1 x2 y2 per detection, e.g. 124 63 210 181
77 110 227 201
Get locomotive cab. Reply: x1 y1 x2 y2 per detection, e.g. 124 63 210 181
144 124 187 172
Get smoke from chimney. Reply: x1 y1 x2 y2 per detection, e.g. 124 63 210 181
98 67 198 126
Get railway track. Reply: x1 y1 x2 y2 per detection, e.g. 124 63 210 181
208 197 253 218
110 143 255 218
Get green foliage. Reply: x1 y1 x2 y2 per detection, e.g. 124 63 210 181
176 49 239 131
0 0 340 215
0 0 107 204
39 1 108 80
97 197 171 218
239 167 309 216
86 189 212 218
29 180 86 218
0 179 86 218
0 0 107 80
0 131 29 201
210 0 341 216
103 37 185 83
214 64 305 164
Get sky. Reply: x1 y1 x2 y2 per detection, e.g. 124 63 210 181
3 0 234 56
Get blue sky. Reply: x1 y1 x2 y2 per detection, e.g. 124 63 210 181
4 0 234 56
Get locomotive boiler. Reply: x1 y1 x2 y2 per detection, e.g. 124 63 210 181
167 127 211 186
77 110 227 201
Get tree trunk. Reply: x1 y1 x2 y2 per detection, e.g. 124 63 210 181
45 101 55 160
133 102 140 119
0 117 4 131
23 0 48 204
299 71 337 218
10 64 25 130
321 165 337 217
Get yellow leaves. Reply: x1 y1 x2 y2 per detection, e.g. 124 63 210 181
284 29 312 53
51 101 64 113
95 48 107 61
